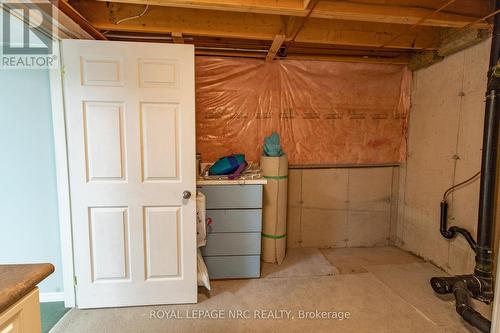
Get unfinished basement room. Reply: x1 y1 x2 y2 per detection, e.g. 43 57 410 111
1 0 500 332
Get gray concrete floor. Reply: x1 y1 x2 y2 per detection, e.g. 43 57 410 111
51 247 489 333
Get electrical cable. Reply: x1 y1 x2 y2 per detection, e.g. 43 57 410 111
443 171 481 201
379 0 455 49
115 5 150 25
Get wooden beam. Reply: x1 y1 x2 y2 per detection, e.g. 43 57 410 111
71 1 441 50
95 0 307 16
171 31 184 43
95 0 490 28
311 1 490 29
285 53 410 65
15 1 94 39
195 49 266 58
297 18 441 50
266 34 286 62
50 0 106 39
282 16 300 38
72 1 284 40
287 43 406 58
359 0 493 19
195 48 409 65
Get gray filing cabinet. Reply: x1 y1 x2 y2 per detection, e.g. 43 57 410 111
197 184 263 279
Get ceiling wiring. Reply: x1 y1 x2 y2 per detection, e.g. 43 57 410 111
443 171 481 201
115 4 150 25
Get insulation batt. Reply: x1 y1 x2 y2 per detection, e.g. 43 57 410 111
195 57 411 165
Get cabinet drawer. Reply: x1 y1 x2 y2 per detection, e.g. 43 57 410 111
202 233 261 256
0 288 41 333
203 255 260 279
197 185 263 209
206 209 262 233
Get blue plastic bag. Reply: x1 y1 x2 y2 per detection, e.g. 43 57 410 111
209 154 246 175
263 132 284 157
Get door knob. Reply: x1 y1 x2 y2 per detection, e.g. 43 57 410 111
182 190 192 199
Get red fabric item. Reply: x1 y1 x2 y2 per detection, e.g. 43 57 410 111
195 57 411 165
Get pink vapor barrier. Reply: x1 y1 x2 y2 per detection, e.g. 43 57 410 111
195 57 411 165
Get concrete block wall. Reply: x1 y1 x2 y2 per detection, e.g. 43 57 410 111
286 166 399 249
396 38 500 276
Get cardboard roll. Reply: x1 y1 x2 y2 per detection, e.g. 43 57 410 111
260 154 288 264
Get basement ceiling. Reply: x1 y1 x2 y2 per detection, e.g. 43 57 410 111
61 0 495 66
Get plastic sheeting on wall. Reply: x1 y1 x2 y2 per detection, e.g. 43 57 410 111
195 57 411 165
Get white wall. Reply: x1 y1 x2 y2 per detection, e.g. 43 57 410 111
0 5 64 297
397 39 495 276
0 67 63 294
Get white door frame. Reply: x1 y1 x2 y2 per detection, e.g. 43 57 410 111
50 40 76 307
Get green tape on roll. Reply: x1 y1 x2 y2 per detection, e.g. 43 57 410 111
263 175 288 180
261 233 287 239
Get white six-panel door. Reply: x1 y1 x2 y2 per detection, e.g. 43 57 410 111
61 40 197 308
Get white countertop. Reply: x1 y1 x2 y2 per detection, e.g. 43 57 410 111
196 178 267 186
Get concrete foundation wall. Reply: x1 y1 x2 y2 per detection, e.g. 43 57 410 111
286 166 399 249
397 39 498 275
286 39 499 277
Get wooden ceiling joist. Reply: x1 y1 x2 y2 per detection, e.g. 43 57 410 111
50 0 106 39
266 34 286 62
95 0 490 29
171 31 184 43
195 49 267 58
310 1 490 29
297 19 441 50
96 0 308 16
284 53 410 65
71 0 442 50
66 0 494 65
73 1 284 40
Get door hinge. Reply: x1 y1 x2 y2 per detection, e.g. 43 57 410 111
74 276 78 285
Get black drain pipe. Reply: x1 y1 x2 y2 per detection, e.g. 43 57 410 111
430 1 500 332
476 8 500 284
454 281 491 333
440 200 478 252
